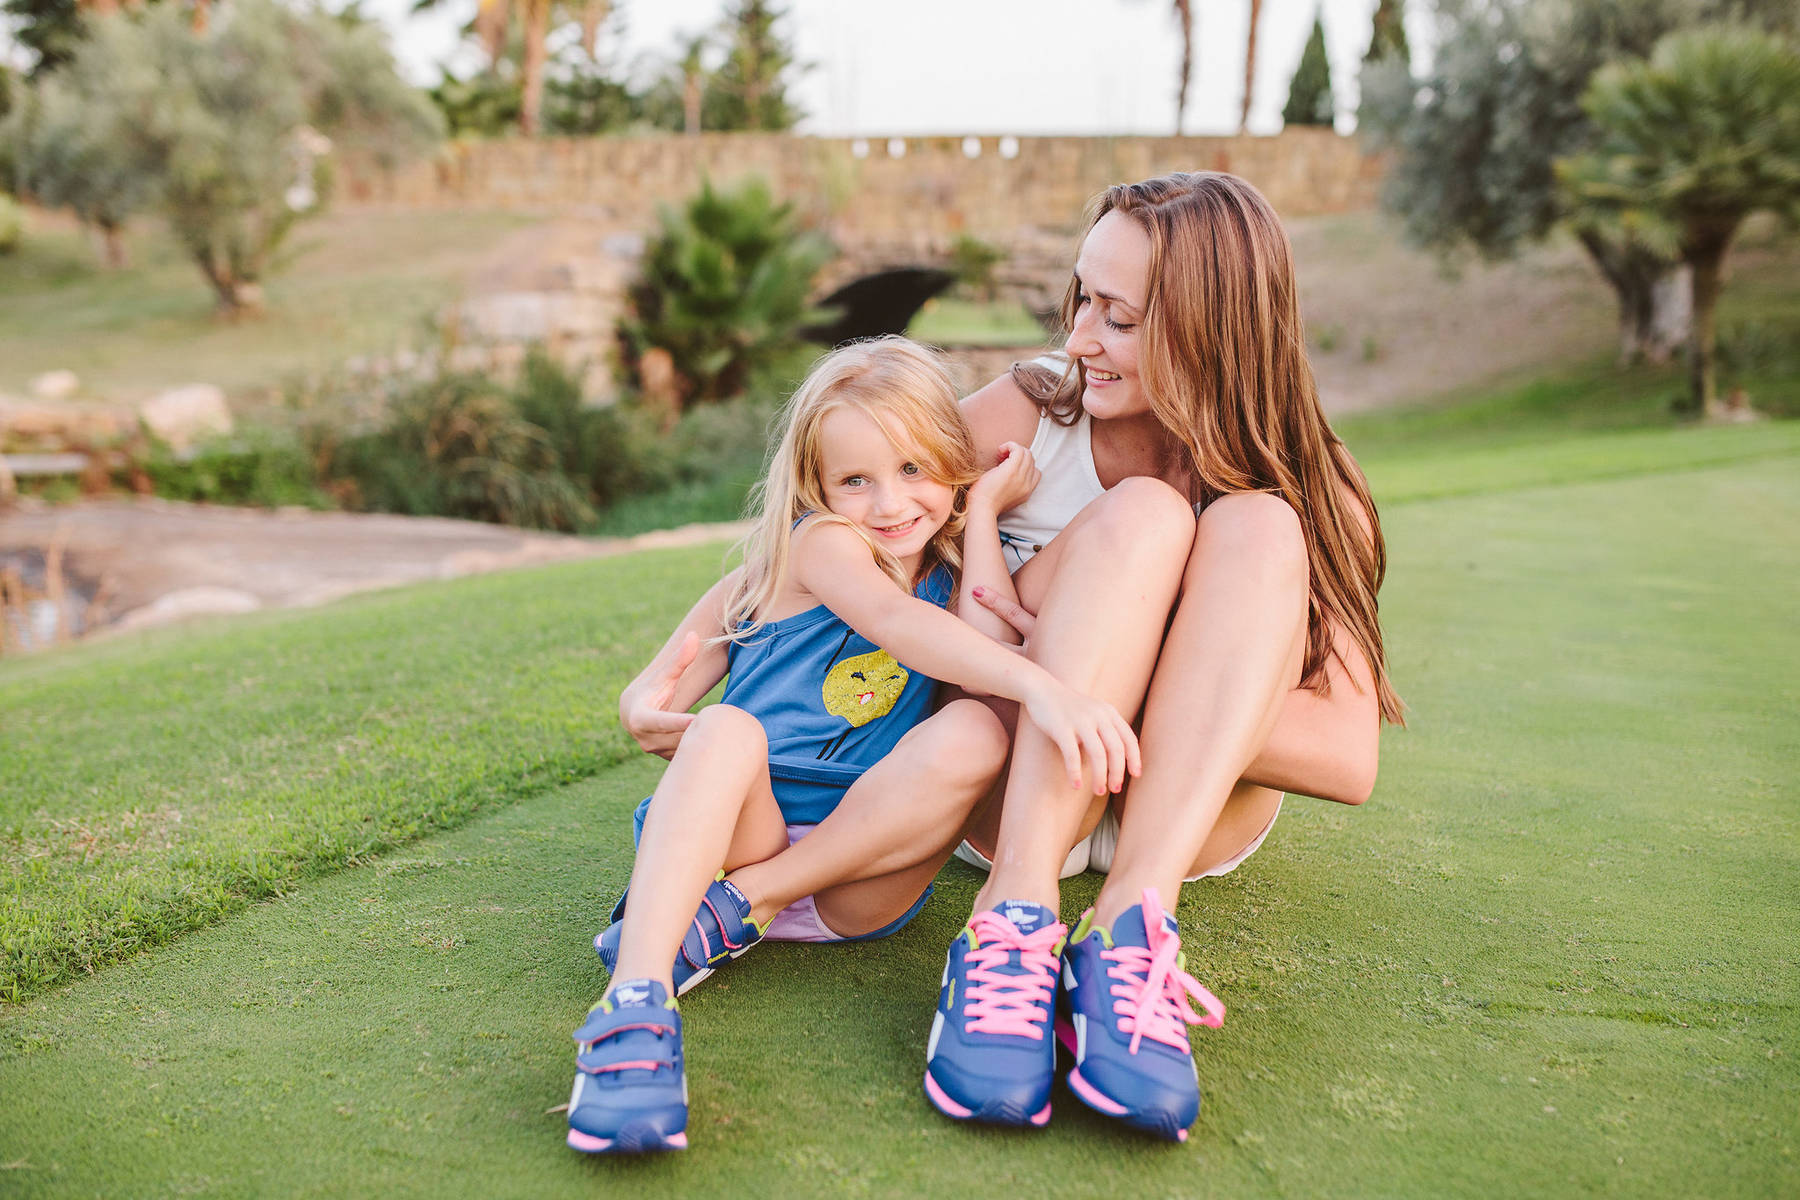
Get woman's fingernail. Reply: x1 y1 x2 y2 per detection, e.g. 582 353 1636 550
972 586 987 598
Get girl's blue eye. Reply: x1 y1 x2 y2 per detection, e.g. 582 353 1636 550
843 475 866 487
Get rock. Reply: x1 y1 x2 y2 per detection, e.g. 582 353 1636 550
0 398 128 449
29 370 79 401
138 384 232 451
112 586 261 633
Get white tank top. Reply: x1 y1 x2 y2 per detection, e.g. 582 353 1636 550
996 406 1106 572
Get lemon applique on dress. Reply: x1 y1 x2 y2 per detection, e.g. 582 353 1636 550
822 650 909 728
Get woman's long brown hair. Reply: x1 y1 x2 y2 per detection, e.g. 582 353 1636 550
1030 172 1403 723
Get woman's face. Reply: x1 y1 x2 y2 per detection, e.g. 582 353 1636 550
1065 209 1153 421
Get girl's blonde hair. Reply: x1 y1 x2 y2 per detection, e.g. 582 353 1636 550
1019 172 1403 723
719 336 980 644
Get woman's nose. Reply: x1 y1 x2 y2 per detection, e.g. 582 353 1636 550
1063 305 1101 359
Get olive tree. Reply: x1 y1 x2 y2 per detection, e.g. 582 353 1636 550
1562 27 1800 418
1361 0 1797 365
7 0 441 316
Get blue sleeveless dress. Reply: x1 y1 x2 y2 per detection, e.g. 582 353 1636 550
631 562 956 838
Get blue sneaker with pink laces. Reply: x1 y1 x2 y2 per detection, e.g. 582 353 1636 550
1056 889 1226 1142
567 979 688 1154
923 900 1066 1127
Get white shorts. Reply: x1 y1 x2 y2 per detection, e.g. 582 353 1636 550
952 795 1282 883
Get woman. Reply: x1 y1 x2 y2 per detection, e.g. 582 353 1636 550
921 172 1400 1140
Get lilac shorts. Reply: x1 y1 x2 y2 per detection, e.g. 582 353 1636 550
762 823 934 944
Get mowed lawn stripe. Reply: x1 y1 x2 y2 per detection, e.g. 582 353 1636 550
0 456 1794 1196
1 546 730 1000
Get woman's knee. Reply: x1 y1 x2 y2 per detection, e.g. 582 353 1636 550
1190 492 1307 588
1090 476 1197 556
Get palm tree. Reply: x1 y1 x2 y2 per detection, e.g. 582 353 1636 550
1562 27 1800 417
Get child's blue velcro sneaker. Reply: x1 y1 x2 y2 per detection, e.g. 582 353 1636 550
923 900 1066 1127
594 874 766 996
1057 888 1226 1142
567 979 688 1154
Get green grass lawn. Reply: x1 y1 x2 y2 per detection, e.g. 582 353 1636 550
3 384 1798 1192
0 209 538 400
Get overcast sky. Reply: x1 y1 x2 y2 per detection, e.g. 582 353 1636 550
366 0 1436 136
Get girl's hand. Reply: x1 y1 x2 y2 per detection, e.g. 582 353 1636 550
971 586 1037 642
621 632 701 759
1019 678 1143 795
968 442 1040 516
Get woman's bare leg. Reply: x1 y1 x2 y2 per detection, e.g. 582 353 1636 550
1092 492 1308 927
727 700 1009 936
973 477 1196 914
608 704 787 989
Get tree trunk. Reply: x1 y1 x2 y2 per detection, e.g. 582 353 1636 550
1240 0 1262 134
580 0 610 58
195 252 264 320
96 220 128 270
1575 229 1690 366
475 0 510 70
519 0 549 137
1173 0 1194 134
1683 219 1740 421
683 74 702 135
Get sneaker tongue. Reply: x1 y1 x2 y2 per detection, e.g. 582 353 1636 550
608 979 668 1009
992 900 1058 936
1107 903 1176 947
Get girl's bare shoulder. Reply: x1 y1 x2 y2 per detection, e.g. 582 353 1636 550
961 373 1042 455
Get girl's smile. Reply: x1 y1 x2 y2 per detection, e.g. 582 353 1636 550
816 406 955 572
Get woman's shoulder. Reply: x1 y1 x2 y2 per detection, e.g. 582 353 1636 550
960 372 1042 452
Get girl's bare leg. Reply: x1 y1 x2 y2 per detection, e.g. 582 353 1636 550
727 699 1009 936
1093 493 1308 927
608 704 788 990
973 477 1196 914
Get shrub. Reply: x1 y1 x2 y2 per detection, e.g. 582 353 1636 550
141 429 327 509
620 176 833 409
949 234 1005 301
319 371 597 532
509 348 676 508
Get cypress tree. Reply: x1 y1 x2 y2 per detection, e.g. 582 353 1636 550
1283 10 1335 128
1364 0 1409 69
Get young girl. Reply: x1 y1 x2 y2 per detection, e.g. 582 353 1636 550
567 336 1141 1155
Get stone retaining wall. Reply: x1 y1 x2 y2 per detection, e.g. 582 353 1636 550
344 129 1380 239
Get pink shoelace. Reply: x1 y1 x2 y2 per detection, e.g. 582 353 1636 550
1100 889 1226 1055
960 910 1065 1039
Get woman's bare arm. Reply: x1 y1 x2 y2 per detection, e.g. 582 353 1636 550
617 568 739 758
1244 621 1380 805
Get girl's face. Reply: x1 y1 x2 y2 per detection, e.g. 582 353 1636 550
816 405 955 574
1065 210 1153 422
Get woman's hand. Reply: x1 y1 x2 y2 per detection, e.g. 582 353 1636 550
968 442 1040 517
1018 677 1143 795
620 631 702 760
971 585 1037 642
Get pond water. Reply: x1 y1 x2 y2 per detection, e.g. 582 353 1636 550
0 548 99 653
